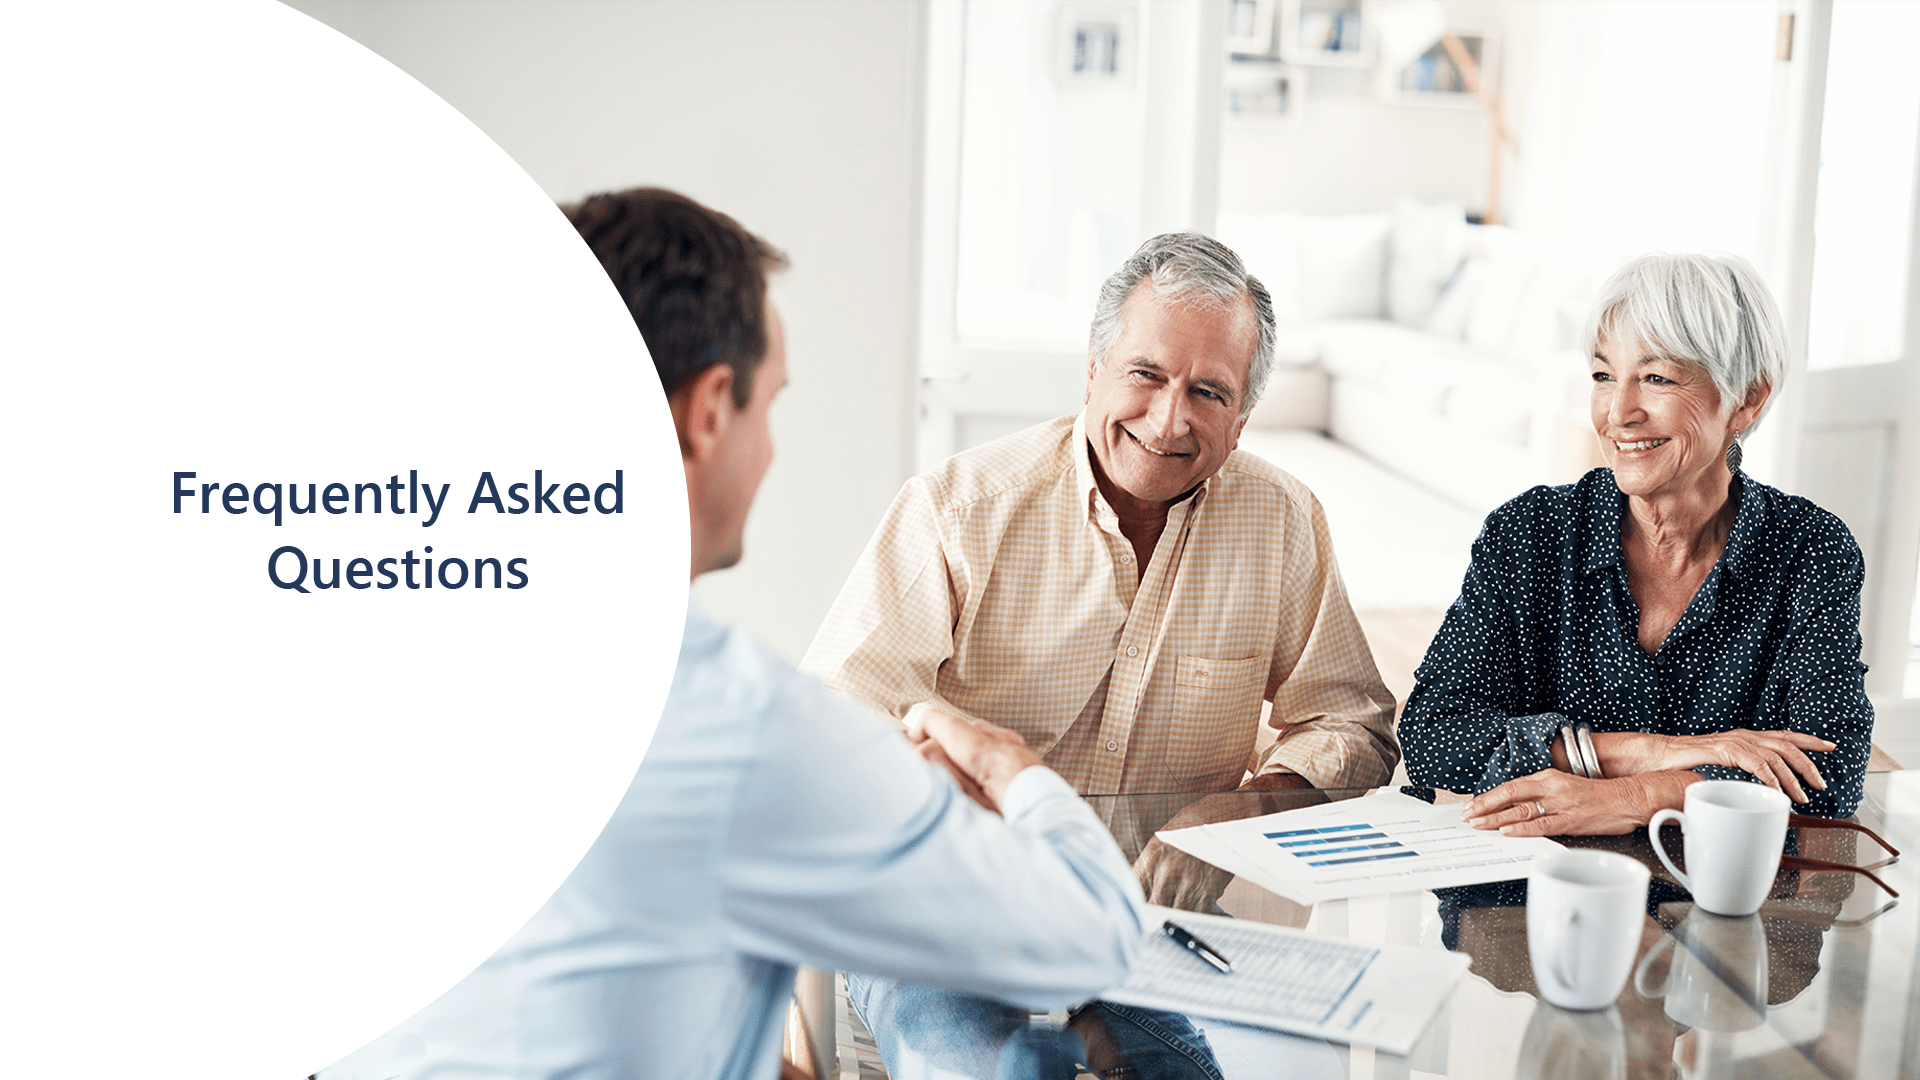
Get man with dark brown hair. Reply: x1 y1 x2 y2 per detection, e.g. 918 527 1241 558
316 187 1146 1080
567 188 786 412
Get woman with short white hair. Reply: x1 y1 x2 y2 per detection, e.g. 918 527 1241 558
1400 252 1873 833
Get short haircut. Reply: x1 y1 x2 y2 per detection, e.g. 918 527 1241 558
564 187 788 407
1582 252 1788 432
1087 232 1277 417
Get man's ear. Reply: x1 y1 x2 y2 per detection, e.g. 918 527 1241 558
669 365 736 463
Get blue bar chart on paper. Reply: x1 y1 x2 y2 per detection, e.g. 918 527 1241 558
1154 791 1566 905
1265 822 1421 867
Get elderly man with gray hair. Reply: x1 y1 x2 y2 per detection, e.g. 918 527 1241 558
1403 251 1873 835
803 232 1397 1079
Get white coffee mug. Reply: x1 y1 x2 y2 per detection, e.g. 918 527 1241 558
1528 849 1652 1010
1648 780 1789 916
1632 909 1768 1032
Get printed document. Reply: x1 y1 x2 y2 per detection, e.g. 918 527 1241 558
1158 790 1563 905
1102 906 1470 1055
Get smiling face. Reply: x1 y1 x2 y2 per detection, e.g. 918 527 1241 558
1590 330 1761 504
1083 286 1254 518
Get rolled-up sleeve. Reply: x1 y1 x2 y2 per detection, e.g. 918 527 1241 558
800 477 983 730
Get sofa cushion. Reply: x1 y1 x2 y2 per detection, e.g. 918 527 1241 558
1372 356 1460 415
1458 227 1548 356
1314 319 1487 384
1423 256 1483 342
1245 365 1331 430
1295 212 1391 320
1216 211 1305 324
1387 199 1469 326
1437 360 1539 446
1270 322 1323 367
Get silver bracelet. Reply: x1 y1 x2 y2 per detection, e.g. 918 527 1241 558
1561 719 1594 778
1574 721 1603 780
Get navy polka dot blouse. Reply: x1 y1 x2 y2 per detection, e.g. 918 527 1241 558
1400 468 1873 819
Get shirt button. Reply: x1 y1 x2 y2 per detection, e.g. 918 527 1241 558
1125 645 1139 658
1106 740 1120 752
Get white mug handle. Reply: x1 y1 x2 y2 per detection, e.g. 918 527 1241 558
1632 933 1675 999
1553 906 1580 992
1649 808 1691 891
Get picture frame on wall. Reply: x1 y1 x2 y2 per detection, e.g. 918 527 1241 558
1226 0 1276 57
1054 1 1139 86
1380 28 1499 107
1277 0 1372 68
1223 61 1305 125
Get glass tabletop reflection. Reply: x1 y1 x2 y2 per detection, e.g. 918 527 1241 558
1072 770 1918 1080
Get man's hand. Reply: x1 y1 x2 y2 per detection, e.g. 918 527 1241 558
1133 772 1318 910
907 710 1042 814
1461 769 1699 836
1133 839 1234 912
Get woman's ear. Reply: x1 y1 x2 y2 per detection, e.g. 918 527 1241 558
669 365 736 462
1733 379 1771 434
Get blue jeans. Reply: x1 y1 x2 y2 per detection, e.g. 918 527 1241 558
845 974 1222 1080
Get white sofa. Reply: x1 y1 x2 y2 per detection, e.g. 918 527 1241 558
1221 203 1606 515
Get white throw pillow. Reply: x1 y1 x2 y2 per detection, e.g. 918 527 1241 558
1294 212 1391 321
1387 200 1468 326
1462 227 1546 356
1423 257 1485 342
1216 212 1304 325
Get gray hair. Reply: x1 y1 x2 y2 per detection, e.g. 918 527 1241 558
1581 252 1788 433
1089 232 1277 417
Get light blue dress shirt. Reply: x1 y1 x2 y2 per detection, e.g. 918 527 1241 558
323 598 1146 1080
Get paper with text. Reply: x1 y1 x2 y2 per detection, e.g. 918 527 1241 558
1158 790 1563 905
1102 906 1470 1055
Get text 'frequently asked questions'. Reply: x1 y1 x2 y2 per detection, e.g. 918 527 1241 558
173 471 625 594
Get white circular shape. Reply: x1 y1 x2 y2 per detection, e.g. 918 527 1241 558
0 3 686 1077
1125 645 1139 657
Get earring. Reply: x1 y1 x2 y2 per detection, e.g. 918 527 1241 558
1726 432 1744 474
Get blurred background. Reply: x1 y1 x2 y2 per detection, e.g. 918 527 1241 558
285 0 1920 765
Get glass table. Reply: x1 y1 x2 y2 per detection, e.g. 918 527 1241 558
916 771 1916 1080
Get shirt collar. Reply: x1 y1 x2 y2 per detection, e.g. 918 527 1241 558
1072 411 1101 519
1580 468 1760 578
1072 409 1213 523
1580 471 1625 575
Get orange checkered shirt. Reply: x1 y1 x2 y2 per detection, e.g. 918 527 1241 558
802 413 1397 802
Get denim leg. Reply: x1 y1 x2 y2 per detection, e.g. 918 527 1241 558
844 973 1085 1080
1072 1001 1223 1080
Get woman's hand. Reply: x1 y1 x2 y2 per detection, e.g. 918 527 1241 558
1593 729 1833 804
1462 769 1697 836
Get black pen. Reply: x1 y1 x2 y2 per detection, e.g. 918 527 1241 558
1162 920 1233 973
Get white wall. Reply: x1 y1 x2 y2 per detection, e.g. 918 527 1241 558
1218 0 1525 217
282 0 924 660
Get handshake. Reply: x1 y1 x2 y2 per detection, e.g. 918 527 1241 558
906 710 1044 814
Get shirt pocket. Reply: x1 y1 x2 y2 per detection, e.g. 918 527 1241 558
1159 653 1269 789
